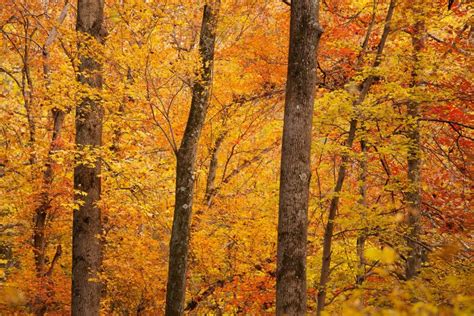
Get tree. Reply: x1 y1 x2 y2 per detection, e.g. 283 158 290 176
32 4 69 315
405 1 425 280
165 1 220 314
316 0 396 313
73 0 105 314
276 0 322 314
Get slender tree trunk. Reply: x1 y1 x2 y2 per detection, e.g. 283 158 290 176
317 120 357 316
165 2 220 315
204 132 226 206
33 0 69 278
31 5 69 315
276 1 322 314
405 15 425 280
73 1 105 315
23 40 36 166
316 1 396 314
20 18 37 167
32 109 65 316
356 139 368 285
111 67 133 153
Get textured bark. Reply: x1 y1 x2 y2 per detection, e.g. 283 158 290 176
316 1 396 314
73 1 105 315
276 1 322 314
405 16 425 280
165 2 220 315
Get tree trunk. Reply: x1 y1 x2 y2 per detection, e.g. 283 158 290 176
73 1 105 315
356 139 368 285
316 1 395 314
316 120 357 315
165 2 220 315
111 67 133 153
32 5 69 315
22 29 36 166
32 109 65 316
276 1 322 314
204 132 226 206
405 15 425 280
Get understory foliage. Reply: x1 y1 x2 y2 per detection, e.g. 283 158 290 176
0 0 472 314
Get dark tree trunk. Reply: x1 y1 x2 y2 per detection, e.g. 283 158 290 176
316 1 395 314
165 2 220 315
276 1 322 314
405 16 425 280
73 1 105 315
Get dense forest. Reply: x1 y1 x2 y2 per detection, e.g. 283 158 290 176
0 0 473 315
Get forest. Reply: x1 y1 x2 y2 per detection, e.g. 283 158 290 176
0 0 472 315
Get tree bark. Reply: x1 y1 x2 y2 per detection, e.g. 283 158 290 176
73 1 105 315
316 1 396 314
276 1 322 314
405 14 425 280
165 2 220 315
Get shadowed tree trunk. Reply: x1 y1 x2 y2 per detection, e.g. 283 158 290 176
73 0 105 315
204 131 226 206
356 139 368 285
276 0 322 314
165 2 220 315
316 1 396 314
405 10 425 280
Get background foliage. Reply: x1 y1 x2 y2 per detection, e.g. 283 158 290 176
0 0 472 314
